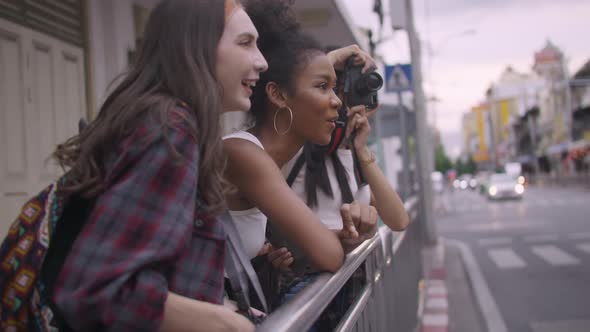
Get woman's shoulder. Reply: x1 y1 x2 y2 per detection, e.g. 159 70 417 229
223 130 264 150
115 102 198 162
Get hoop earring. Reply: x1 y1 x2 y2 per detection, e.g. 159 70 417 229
273 106 293 135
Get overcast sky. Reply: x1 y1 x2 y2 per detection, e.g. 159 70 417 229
342 0 590 158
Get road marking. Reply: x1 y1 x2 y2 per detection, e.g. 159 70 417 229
531 245 580 266
488 248 526 269
448 240 509 332
567 232 590 240
523 234 558 243
467 222 539 232
576 243 590 255
478 237 513 246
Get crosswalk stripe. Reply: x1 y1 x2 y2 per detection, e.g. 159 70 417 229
488 248 526 269
531 245 580 266
523 234 558 243
576 243 590 255
478 237 512 246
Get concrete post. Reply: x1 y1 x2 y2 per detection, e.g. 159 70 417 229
405 0 436 245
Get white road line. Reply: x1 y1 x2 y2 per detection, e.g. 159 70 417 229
478 237 513 246
448 240 509 332
488 248 526 269
576 243 590 255
531 245 580 266
523 234 558 243
568 232 590 240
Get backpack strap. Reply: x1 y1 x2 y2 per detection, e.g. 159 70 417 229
222 210 268 314
40 193 94 332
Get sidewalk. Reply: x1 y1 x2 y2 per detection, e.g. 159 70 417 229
418 238 494 332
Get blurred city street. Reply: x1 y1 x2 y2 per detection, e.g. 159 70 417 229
435 185 590 332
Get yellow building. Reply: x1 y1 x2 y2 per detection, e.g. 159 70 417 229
472 104 491 163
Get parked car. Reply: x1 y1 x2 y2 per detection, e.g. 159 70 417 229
486 173 525 200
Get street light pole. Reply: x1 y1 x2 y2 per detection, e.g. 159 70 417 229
405 0 436 245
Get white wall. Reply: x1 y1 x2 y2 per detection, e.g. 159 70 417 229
86 0 159 114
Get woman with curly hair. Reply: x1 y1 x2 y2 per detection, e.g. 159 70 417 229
223 0 379 309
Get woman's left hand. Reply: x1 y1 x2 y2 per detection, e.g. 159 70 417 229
327 45 376 73
338 201 378 248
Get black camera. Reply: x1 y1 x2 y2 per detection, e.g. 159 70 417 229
342 57 383 109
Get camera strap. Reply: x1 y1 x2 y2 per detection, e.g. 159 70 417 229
327 105 349 154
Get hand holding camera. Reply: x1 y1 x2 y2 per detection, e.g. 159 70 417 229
326 47 383 154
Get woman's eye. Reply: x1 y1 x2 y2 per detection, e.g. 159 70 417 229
239 39 253 46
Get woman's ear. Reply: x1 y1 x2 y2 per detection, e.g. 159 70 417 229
265 82 288 109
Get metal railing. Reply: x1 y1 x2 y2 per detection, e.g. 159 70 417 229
258 196 422 332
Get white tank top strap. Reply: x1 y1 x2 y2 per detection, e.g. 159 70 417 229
223 131 264 150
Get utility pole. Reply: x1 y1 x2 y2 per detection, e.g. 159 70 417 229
394 71 411 200
405 0 436 245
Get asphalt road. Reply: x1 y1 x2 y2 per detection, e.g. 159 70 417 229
436 185 590 332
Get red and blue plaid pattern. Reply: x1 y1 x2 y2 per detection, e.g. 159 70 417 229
52 108 226 331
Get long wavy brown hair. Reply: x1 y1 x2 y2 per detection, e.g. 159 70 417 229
53 0 237 214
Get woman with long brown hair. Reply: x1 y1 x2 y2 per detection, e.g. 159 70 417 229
46 0 267 331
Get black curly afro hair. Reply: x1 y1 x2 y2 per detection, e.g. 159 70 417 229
244 0 325 125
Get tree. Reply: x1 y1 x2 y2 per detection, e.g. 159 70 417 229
455 158 465 175
434 144 453 174
455 155 477 175
465 155 477 174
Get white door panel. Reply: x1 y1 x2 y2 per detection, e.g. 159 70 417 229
0 24 29 233
31 40 58 180
0 19 86 237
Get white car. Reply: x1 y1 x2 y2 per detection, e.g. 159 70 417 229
487 173 524 200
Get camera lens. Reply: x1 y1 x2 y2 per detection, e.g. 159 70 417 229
366 73 383 90
356 72 383 93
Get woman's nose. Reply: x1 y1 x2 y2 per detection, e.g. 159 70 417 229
331 91 342 109
254 49 268 73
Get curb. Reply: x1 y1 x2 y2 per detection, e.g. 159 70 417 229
446 239 508 332
419 238 449 332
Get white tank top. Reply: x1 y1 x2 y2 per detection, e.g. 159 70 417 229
282 148 371 230
223 131 268 259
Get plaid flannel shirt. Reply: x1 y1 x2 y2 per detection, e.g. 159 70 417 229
53 107 226 331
